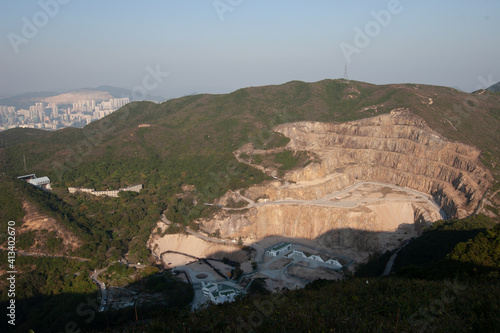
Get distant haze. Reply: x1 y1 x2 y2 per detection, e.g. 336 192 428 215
1 1 499 98
43 90 112 104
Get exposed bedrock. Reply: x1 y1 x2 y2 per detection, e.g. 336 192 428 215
201 201 441 252
199 109 492 245
271 109 491 218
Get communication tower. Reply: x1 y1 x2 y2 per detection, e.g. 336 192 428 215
343 65 349 84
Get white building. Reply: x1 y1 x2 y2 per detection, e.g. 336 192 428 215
27 176 51 190
68 184 142 198
201 281 237 304
326 259 342 268
68 187 94 194
309 255 325 263
92 190 120 197
266 242 292 257
288 250 307 259
17 174 36 181
18 174 51 191
287 249 343 269
119 184 143 193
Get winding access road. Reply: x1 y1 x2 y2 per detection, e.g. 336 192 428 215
219 181 442 214
91 268 108 312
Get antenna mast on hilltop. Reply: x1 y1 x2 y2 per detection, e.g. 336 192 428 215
343 65 349 84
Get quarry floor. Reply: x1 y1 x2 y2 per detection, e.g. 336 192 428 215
232 181 443 214
150 182 444 307
153 182 442 263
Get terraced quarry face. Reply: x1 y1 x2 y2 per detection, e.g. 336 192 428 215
199 109 492 253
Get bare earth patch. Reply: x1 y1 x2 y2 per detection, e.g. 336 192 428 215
19 201 82 251
150 234 242 268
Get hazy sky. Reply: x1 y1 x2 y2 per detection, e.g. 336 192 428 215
1 0 499 98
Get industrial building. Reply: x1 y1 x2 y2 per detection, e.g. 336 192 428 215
17 174 52 191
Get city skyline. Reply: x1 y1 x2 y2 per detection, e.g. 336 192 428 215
0 97 130 131
1 1 499 99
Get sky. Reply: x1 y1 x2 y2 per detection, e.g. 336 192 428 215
1 0 499 99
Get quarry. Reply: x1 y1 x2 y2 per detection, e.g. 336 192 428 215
148 108 493 297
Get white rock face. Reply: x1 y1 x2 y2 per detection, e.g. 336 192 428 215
198 110 492 251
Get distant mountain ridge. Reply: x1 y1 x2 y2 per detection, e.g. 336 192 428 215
0 91 58 109
94 85 137 98
0 86 165 109
42 89 113 104
488 81 500 92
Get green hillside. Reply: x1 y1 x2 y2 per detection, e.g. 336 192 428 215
488 81 500 93
1 79 500 262
2 80 499 185
1 80 500 332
